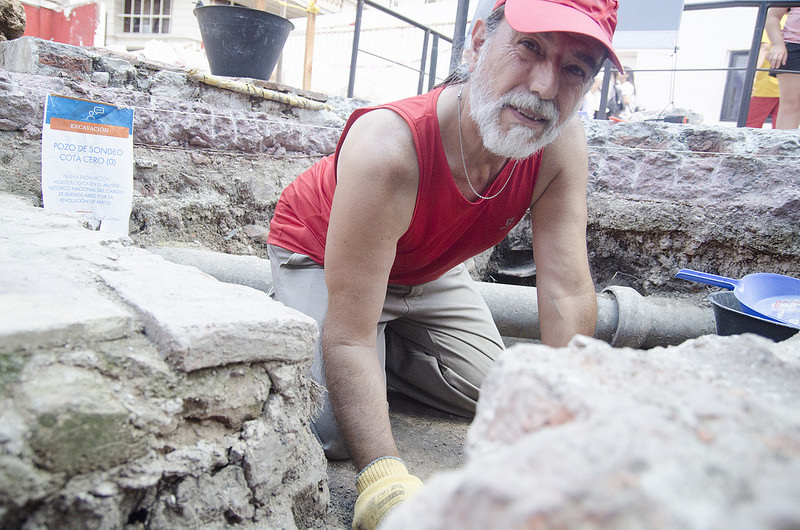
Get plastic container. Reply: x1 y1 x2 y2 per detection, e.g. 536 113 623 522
677 268 800 328
194 5 294 81
709 291 798 342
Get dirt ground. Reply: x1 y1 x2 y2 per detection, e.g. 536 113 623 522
324 391 473 528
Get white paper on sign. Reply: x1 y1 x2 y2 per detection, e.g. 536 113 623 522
41 95 135 236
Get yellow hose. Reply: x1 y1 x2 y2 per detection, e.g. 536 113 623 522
188 70 334 111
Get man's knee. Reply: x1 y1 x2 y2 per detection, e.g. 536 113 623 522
320 436 350 461
310 404 351 460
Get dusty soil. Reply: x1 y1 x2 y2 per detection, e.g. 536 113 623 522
325 391 473 528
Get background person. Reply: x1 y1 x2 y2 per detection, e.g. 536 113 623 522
580 74 604 119
766 7 800 129
267 0 622 527
611 68 636 120
746 27 781 128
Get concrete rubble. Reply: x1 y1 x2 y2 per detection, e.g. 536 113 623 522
384 334 800 530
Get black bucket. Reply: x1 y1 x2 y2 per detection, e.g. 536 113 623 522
194 5 294 81
709 291 799 342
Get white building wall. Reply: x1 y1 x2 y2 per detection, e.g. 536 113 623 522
102 0 202 49
622 6 760 126
168 2 204 43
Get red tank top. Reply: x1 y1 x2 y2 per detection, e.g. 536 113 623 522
268 85 542 285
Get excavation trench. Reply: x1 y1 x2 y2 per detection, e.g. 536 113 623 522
150 246 715 349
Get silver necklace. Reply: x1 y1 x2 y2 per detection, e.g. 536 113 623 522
456 84 518 200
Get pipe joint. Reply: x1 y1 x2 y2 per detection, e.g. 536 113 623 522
602 285 652 348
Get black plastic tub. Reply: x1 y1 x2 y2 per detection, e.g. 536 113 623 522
710 291 799 342
194 5 294 81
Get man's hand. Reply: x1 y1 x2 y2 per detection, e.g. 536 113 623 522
352 457 423 530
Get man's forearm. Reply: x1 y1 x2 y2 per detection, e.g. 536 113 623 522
538 288 597 347
322 337 424 530
322 341 399 471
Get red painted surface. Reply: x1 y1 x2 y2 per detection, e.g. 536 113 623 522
22 2 99 46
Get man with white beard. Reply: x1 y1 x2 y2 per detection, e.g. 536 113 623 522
266 0 623 527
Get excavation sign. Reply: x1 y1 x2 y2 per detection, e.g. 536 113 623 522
41 95 135 236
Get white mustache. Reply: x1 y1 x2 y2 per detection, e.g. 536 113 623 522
500 89 560 124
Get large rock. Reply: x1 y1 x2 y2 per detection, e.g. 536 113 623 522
583 120 800 293
383 334 800 529
0 195 330 528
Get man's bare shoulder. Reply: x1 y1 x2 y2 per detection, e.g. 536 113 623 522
331 107 420 250
545 116 588 161
344 109 417 162
338 108 419 186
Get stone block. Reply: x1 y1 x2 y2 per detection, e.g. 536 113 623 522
0 267 133 352
17 365 147 474
37 47 91 76
95 54 137 83
181 365 272 427
148 70 195 100
0 37 36 74
99 252 318 372
0 197 136 352
0 37 92 78
148 465 255 527
240 411 329 528
0 455 56 513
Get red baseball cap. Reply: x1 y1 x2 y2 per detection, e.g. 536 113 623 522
492 0 623 72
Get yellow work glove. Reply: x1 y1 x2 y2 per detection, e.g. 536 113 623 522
352 457 423 530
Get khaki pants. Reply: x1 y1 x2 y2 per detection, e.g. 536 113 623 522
267 244 504 460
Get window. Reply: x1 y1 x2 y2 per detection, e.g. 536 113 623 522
122 0 172 34
719 50 748 122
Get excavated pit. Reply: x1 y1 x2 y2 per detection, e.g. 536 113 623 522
1 37 799 529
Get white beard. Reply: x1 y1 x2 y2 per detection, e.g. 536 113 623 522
468 46 579 159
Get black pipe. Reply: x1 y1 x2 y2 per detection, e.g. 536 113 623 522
429 36 439 92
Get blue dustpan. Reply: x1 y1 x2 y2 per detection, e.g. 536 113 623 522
676 269 800 329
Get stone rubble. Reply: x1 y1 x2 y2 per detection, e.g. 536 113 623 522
384 334 800 529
